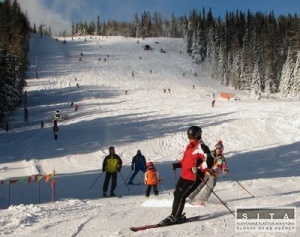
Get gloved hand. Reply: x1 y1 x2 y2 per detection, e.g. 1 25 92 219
223 168 229 174
209 169 216 176
172 163 181 170
192 167 198 174
117 167 121 172
102 168 106 172
131 166 134 171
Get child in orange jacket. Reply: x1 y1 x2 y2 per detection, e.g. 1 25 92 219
144 162 162 197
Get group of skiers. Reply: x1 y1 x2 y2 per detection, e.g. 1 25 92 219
101 125 229 226
101 147 163 198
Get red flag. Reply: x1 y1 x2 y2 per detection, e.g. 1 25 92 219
34 175 39 182
28 176 32 184
9 179 18 184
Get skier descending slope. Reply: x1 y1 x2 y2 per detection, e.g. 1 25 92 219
160 126 214 225
128 150 147 184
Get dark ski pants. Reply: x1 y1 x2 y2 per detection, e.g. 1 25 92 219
129 168 144 183
103 172 118 193
171 177 201 218
145 184 159 197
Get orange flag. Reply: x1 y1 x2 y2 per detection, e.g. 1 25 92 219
44 174 51 183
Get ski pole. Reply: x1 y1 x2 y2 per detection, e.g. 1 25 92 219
89 171 104 189
124 170 133 184
227 173 254 198
174 169 177 188
198 175 235 217
119 171 130 191
159 182 170 195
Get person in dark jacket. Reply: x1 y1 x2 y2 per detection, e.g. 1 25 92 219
159 126 214 225
102 146 123 197
53 125 59 140
128 150 147 184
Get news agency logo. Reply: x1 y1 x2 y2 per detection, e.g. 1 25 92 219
235 207 296 233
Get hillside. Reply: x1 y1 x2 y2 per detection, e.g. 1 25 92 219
0 34 299 236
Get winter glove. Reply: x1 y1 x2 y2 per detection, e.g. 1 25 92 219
131 166 134 171
222 168 229 174
102 168 106 172
172 162 181 170
192 167 198 174
117 167 121 172
209 169 217 176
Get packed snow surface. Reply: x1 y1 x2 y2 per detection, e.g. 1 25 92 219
0 35 299 236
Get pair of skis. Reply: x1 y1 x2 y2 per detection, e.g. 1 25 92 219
129 214 202 232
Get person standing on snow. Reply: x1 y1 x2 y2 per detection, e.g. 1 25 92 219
212 99 216 107
52 120 59 140
159 126 214 225
128 150 147 184
188 140 229 206
102 146 123 197
144 162 162 197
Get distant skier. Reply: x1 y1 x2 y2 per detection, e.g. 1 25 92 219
53 125 59 140
102 146 123 197
144 162 162 197
212 99 215 107
128 150 147 184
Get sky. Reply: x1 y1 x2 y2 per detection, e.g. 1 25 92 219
0 33 299 236
17 0 300 34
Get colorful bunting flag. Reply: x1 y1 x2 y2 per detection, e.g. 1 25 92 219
9 179 18 184
44 174 51 183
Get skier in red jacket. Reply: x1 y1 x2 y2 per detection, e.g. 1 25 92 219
159 126 214 225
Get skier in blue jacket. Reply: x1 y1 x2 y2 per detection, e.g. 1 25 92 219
128 150 147 184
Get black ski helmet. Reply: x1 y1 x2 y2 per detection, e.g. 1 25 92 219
187 126 202 139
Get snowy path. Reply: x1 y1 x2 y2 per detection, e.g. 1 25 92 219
0 35 299 236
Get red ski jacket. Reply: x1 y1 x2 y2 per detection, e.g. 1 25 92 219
179 140 206 181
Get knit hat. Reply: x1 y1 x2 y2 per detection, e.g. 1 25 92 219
146 162 155 169
215 140 224 151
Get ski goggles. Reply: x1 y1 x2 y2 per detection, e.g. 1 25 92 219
215 145 223 150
